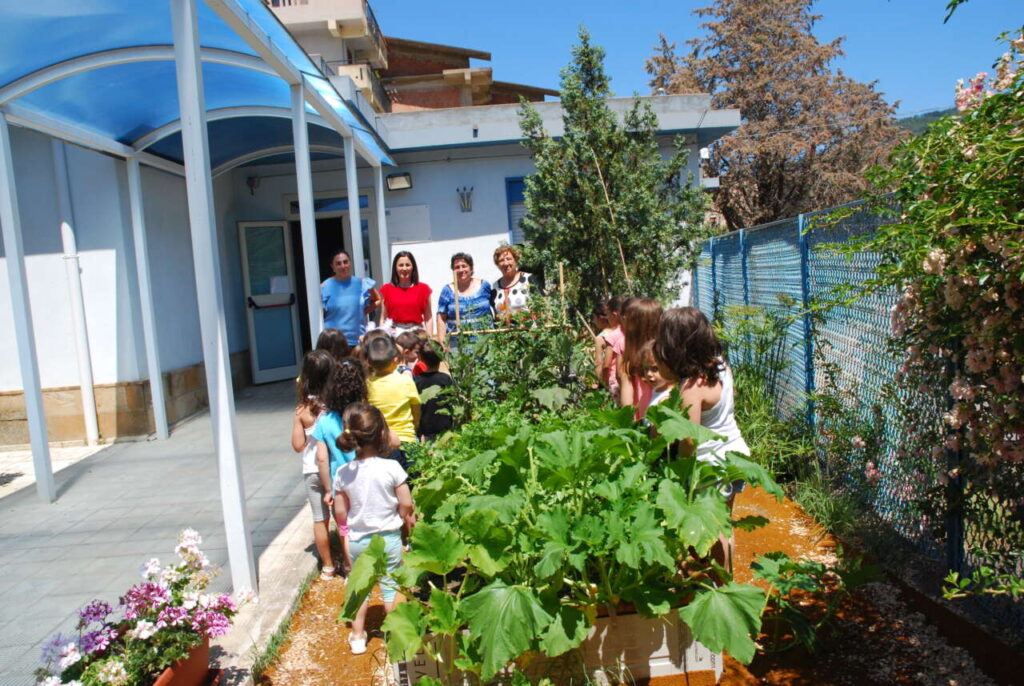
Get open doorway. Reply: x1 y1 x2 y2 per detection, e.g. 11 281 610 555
290 216 345 352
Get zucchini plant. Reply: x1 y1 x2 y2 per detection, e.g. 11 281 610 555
342 400 784 683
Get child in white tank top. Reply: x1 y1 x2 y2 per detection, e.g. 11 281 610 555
652 307 749 572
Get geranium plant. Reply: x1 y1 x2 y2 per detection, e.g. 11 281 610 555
36 529 250 686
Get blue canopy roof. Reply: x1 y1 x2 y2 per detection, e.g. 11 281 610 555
0 0 392 169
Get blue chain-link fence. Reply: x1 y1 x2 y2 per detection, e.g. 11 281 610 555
693 202 1024 639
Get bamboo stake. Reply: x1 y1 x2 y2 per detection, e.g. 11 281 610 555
449 323 563 337
558 263 567 324
588 144 633 288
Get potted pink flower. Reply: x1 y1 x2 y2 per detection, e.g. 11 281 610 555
35 529 251 686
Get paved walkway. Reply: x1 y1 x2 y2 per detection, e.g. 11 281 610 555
0 381 314 686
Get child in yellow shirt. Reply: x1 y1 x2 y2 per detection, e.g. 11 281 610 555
365 335 421 472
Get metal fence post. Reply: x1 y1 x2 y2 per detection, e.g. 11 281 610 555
798 214 815 428
709 236 718 320
740 229 750 307
691 246 700 308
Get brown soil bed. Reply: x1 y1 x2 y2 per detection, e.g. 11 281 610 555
258 487 1006 685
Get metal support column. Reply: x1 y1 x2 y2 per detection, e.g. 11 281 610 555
171 0 257 593
290 83 323 343
0 118 56 502
51 140 99 446
342 136 365 276
373 165 390 285
126 158 170 439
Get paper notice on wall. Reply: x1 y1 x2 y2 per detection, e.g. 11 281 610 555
269 275 290 294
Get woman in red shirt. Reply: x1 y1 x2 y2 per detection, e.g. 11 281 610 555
379 251 433 335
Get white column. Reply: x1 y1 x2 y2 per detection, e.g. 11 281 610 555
0 118 56 503
51 141 99 446
290 83 323 343
171 0 257 593
126 158 170 440
342 136 365 276
373 165 390 281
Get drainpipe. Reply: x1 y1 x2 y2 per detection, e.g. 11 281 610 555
51 140 99 446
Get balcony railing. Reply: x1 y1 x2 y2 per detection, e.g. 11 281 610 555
362 0 384 54
265 0 308 7
331 62 391 112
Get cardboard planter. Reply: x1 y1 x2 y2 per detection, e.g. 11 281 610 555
394 611 722 685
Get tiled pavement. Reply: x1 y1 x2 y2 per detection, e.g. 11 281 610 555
0 381 314 686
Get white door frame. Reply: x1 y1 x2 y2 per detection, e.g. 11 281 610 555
238 220 303 384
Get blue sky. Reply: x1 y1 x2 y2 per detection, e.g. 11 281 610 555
373 0 1020 115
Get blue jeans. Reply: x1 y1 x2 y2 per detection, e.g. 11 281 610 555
349 530 403 602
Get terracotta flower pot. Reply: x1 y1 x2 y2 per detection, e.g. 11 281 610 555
152 637 213 686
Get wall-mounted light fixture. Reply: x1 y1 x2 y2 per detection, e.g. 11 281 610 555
457 186 473 212
386 172 413 191
245 176 260 195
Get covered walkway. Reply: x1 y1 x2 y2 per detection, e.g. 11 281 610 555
0 382 308 684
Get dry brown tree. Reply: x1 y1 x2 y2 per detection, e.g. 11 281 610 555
647 0 907 231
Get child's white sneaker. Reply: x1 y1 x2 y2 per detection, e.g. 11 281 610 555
319 566 335 581
348 632 367 655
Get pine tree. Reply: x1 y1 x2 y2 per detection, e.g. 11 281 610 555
646 0 907 230
518 28 708 315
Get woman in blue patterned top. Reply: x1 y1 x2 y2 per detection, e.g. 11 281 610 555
435 252 494 345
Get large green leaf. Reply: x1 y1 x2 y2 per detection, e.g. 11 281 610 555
646 402 724 446
657 481 731 556
460 581 553 679
539 605 590 657
427 587 461 635
613 502 675 570
404 522 468 575
531 386 571 411
678 582 766 664
720 452 784 500
464 493 526 523
459 509 512 575
339 536 388 620
382 601 425 661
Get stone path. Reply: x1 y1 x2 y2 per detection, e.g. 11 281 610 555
0 381 313 686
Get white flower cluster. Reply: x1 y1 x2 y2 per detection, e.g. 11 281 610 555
175 529 209 571
95 658 128 686
126 619 158 641
57 643 81 670
139 557 161 581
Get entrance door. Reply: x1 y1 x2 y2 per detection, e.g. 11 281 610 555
238 221 303 384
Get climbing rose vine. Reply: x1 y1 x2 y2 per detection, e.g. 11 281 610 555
836 30 1024 552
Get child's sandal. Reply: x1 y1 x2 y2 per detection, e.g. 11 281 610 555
320 566 336 580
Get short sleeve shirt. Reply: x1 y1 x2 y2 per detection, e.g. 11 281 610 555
437 281 494 334
311 410 356 481
332 457 408 541
322 276 376 345
494 272 534 316
380 282 432 325
367 371 421 443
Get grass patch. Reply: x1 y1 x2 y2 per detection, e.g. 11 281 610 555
250 566 319 681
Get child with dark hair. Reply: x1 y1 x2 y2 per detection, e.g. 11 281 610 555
395 330 420 377
414 341 453 441
292 350 334 578
313 357 367 578
332 402 415 655
653 306 749 571
315 327 351 362
365 335 421 470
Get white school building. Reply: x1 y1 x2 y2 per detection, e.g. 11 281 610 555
0 0 738 589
